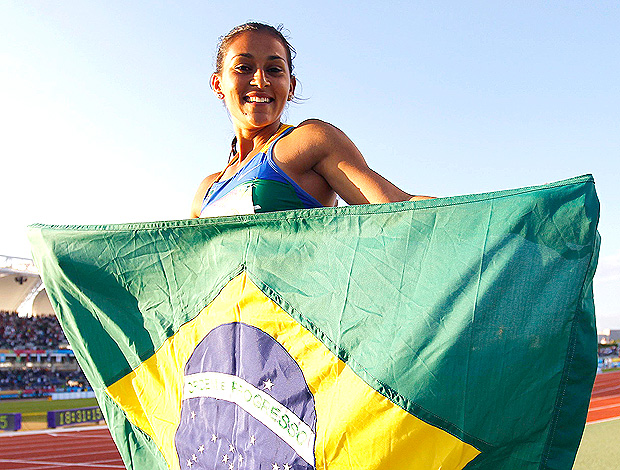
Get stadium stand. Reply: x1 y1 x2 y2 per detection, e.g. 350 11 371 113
0 368 88 393
0 310 90 398
1 310 67 349
0 255 89 398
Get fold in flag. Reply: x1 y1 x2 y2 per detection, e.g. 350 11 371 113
28 175 599 470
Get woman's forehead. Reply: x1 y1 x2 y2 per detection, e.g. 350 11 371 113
225 31 288 60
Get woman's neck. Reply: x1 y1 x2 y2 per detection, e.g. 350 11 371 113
234 122 282 162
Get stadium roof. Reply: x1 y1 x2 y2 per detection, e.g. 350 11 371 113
0 254 53 315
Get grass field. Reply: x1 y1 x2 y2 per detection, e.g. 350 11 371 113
573 418 620 469
0 397 98 422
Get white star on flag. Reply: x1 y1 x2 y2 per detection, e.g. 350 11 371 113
191 454 197 462
249 435 256 445
211 434 218 442
198 445 204 454
262 378 274 390
190 411 196 420
283 464 292 470
272 464 280 470
229 444 235 453
186 459 192 468
222 454 229 463
239 455 244 463
228 463 234 470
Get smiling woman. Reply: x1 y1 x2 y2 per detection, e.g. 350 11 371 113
191 22 432 218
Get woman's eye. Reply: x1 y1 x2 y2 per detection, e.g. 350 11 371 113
234 65 252 72
268 67 283 74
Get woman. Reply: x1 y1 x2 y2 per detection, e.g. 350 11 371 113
191 22 431 218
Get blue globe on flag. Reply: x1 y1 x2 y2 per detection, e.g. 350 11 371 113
176 322 317 470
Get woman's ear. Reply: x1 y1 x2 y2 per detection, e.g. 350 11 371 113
211 73 224 99
289 75 297 100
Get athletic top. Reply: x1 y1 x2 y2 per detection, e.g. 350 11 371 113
200 125 324 217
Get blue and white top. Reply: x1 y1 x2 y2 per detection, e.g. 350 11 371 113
200 125 324 217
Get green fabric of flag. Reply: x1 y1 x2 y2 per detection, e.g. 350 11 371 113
28 175 599 470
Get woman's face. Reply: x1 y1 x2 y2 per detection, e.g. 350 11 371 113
212 31 296 132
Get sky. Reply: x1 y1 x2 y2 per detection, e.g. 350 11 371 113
1 1 618 329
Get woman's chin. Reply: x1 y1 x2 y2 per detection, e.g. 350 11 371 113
244 116 281 129
237 107 284 126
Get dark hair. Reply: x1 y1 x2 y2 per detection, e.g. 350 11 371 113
215 22 296 77
215 22 298 159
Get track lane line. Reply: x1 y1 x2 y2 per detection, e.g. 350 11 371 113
586 415 620 425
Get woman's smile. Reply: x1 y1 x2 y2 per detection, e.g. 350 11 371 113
243 93 275 104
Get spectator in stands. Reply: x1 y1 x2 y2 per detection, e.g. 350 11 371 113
0 310 67 349
0 311 90 395
0 368 90 392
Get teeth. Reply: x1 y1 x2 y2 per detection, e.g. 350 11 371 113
246 96 272 103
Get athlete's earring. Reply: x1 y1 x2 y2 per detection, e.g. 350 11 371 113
217 92 224 99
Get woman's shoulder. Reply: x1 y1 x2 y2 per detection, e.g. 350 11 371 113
292 119 346 141
278 119 351 161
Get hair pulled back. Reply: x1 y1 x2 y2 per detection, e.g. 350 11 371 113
214 22 296 77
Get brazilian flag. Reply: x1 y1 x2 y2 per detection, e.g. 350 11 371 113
28 175 599 470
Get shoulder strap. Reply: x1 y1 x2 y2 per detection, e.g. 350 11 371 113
202 124 295 201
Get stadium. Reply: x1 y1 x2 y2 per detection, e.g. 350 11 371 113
0 254 91 399
0 254 125 468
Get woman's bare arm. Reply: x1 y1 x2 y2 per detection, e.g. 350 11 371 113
190 173 219 218
292 120 432 205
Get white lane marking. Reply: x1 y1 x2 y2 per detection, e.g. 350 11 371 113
0 458 124 468
587 415 620 425
591 384 620 394
588 402 620 412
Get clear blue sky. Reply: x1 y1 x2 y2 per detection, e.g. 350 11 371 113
1 1 618 328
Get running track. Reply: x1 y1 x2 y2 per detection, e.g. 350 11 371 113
1 370 619 469
586 369 620 423
0 426 123 470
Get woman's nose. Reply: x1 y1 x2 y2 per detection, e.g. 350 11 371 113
250 69 270 88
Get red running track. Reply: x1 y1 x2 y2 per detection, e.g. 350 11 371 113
0 426 124 470
0 371 618 469
587 369 620 423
